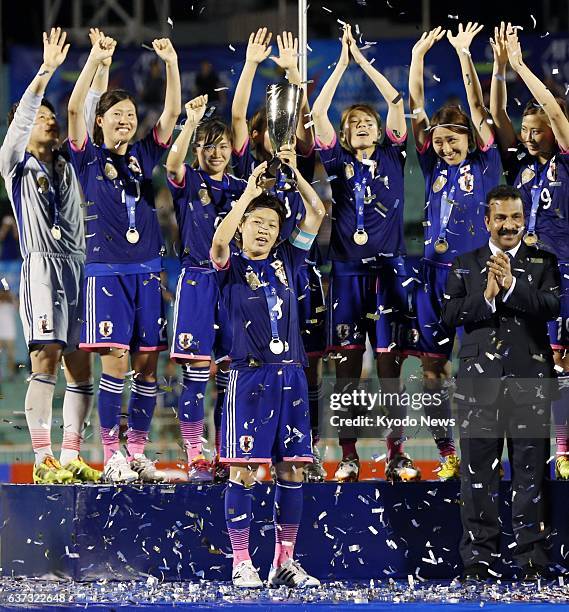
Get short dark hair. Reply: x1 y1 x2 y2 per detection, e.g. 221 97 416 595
244 192 287 228
7 97 55 126
430 104 476 151
523 97 568 120
93 89 138 146
191 118 233 169
484 184 523 217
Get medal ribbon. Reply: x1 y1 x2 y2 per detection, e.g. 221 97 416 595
351 160 369 235
106 149 141 238
260 262 282 347
436 161 464 244
527 159 552 236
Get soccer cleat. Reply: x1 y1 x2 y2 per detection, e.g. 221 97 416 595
231 560 263 588
385 453 421 482
63 456 102 483
213 457 230 483
33 456 74 484
188 454 214 483
555 456 569 480
130 453 167 483
334 457 359 483
268 559 320 588
435 454 460 480
304 446 327 482
102 451 139 484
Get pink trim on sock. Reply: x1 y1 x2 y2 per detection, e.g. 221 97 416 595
100 426 120 463
62 431 82 452
30 429 51 451
555 425 569 454
215 430 222 456
228 527 251 566
127 429 148 457
437 439 456 457
273 523 299 567
180 420 204 459
340 440 357 459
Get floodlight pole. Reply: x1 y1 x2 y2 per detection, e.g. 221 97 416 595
298 0 307 85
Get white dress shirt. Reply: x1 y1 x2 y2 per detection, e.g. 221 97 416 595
485 239 520 312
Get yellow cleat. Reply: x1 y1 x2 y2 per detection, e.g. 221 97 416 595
63 456 102 483
555 456 569 480
436 454 460 480
33 456 74 484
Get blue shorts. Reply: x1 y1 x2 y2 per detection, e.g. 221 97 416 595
220 364 313 464
327 256 410 353
548 261 569 350
296 263 326 357
171 267 232 362
81 272 167 352
407 259 454 359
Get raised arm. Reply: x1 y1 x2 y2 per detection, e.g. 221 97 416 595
447 22 493 147
0 28 69 175
489 22 517 154
68 33 116 149
278 147 325 235
166 95 208 183
231 28 272 153
211 162 266 267
84 28 111 139
270 31 314 153
506 27 569 151
311 26 351 146
348 30 406 140
152 38 181 144
408 27 445 150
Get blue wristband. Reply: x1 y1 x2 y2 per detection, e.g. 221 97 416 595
289 226 316 251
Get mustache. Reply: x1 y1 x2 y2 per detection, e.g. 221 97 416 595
497 229 520 236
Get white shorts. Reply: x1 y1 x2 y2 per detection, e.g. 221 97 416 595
20 252 85 354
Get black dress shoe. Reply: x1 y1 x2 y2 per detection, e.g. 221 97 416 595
520 563 546 582
461 563 489 584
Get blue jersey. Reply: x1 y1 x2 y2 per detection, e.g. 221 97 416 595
214 240 308 368
514 150 569 262
231 137 316 183
167 166 247 268
418 136 502 264
68 128 169 274
317 131 406 261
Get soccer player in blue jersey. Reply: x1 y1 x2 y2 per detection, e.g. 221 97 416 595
408 24 502 480
312 25 415 482
0 29 106 484
490 26 569 479
67 32 181 483
211 159 325 588
231 29 327 482
166 95 247 482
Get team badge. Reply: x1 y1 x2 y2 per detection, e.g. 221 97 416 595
104 162 118 180
239 435 254 453
547 159 557 182
99 320 113 337
271 260 288 287
37 315 51 334
345 163 355 179
178 332 194 350
245 268 261 290
37 174 50 194
198 188 211 205
432 175 446 193
458 172 474 193
336 323 351 341
521 167 535 184
128 156 142 175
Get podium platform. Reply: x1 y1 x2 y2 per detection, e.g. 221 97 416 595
0 481 567 582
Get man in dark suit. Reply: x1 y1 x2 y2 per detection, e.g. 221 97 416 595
442 184 560 583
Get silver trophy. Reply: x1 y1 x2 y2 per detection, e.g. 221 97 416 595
264 83 303 188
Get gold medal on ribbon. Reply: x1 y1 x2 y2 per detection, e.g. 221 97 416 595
104 163 118 180
37 175 49 194
245 270 261 290
345 163 355 179
523 232 538 246
198 188 211 205
433 175 447 193
353 230 369 245
434 238 449 254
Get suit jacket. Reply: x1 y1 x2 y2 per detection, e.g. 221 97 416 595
442 242 561 405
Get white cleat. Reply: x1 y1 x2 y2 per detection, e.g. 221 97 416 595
129 453 167 483
102 451 138 484
334 457 359 483
231 560 263 588
268 559 320 588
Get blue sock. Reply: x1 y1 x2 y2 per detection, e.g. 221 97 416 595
179 366 210 459
273 479 303 567
127 379 157 456
225 480 254 566
98 374 124 462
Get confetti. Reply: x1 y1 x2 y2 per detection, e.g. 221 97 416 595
322 5 332 12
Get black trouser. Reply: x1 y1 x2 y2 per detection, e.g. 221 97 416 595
458 387 550 569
